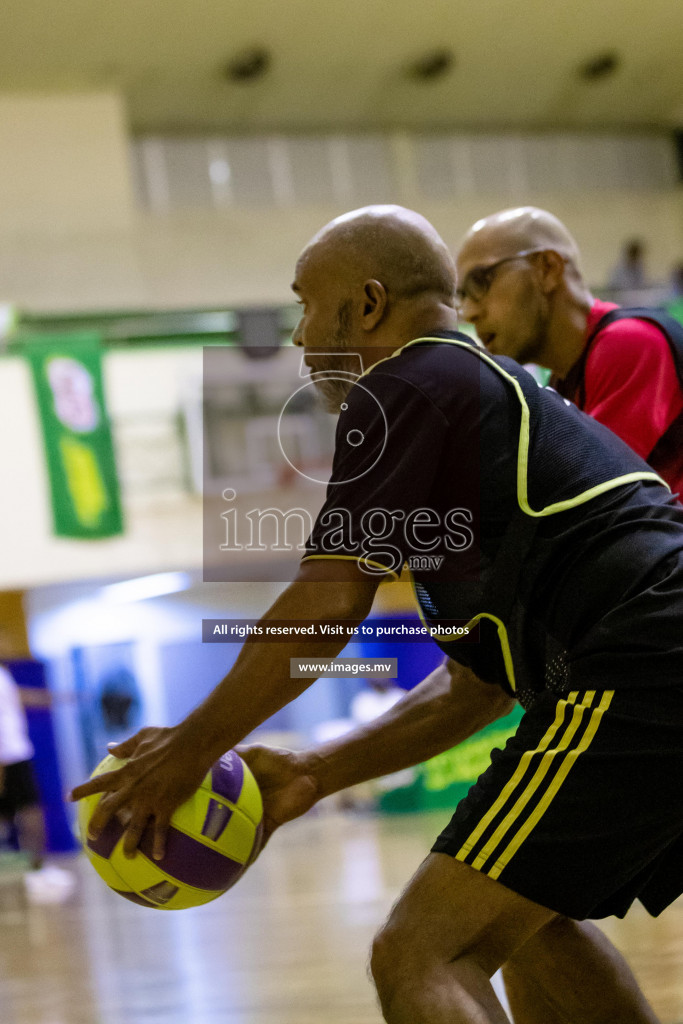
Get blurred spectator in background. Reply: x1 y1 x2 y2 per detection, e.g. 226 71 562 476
669 262 683 301
310 678 407 811
607 238 649 293
455 207 683 496
0 663 74 902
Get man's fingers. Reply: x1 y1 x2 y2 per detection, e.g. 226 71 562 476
122 812 151 858
260 818 278 847
81 785 157 858
107 735 140 759
86 790 128 840
69 768 125 804
106 725 165 761
234 743 266 769
152 817 170 861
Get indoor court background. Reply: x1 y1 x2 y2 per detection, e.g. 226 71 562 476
0 1 682 1021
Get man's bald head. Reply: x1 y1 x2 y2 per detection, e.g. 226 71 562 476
291 206 460 407
298 205 456 302
459 207 583 275
454 207 594 374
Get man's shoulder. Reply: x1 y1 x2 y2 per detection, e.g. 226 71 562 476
360 332 476 388
383 331 479 367
378 332 547 398
369 331 504 384
589 306 676 368
366 332 519 416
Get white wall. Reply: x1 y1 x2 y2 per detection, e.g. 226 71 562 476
0 91 679 311
2 192 683 312
1 91 682 591
0 92 133 236
2 192 683 589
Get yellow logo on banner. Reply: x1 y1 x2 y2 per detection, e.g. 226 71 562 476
59 436 108 528
420 719 521 792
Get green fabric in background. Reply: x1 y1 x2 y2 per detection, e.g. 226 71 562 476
23 335 124 539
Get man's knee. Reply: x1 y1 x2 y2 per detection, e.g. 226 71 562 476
503 914 576 986
369 919 405 1005
370 853 556 1014
505 915 572 966
370 912 448 1013
369 906 483 1003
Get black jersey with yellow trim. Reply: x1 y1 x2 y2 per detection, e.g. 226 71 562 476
303 331 683 695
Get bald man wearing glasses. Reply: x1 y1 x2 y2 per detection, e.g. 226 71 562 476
456 207 683 496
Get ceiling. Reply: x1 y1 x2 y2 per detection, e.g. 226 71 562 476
1 0 683 135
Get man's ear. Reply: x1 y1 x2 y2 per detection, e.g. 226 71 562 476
537 251 566 294
360 280 388 330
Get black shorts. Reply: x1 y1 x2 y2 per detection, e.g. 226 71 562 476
0 760 40 816
432 686 683 920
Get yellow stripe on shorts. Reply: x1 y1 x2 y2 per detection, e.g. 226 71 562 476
487 690 614 879
455 690 614 877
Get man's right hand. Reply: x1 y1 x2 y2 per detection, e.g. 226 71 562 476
236 744 321 846
70 725 213 860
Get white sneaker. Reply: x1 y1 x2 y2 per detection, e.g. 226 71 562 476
24 865 76 904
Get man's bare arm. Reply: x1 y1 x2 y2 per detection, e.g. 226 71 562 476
70 560 381 856
239 660 516 841
301 659 514 798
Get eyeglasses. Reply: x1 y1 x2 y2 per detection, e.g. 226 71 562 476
455 248 546 306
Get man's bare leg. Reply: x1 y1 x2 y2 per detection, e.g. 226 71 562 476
369 854 556 1024
502 916 660 1024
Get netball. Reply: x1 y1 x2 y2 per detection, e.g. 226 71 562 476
78 750 263 910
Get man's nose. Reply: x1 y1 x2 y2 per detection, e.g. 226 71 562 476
292 320 303 346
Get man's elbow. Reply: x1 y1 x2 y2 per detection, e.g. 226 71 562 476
446 660 516 720
333 582 377 623
294 560 381 621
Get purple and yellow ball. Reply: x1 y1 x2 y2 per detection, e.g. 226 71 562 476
78 749 263 910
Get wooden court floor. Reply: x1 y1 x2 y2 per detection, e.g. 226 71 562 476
0 808 681 1024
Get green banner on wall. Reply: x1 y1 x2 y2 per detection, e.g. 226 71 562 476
23 334 124 539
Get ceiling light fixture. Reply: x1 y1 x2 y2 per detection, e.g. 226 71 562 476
579 51 620 81
408 49 455 82
225 47 271 83
99 572 191 604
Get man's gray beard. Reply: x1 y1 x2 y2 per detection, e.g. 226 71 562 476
313 366 356 413
311 300 358 413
